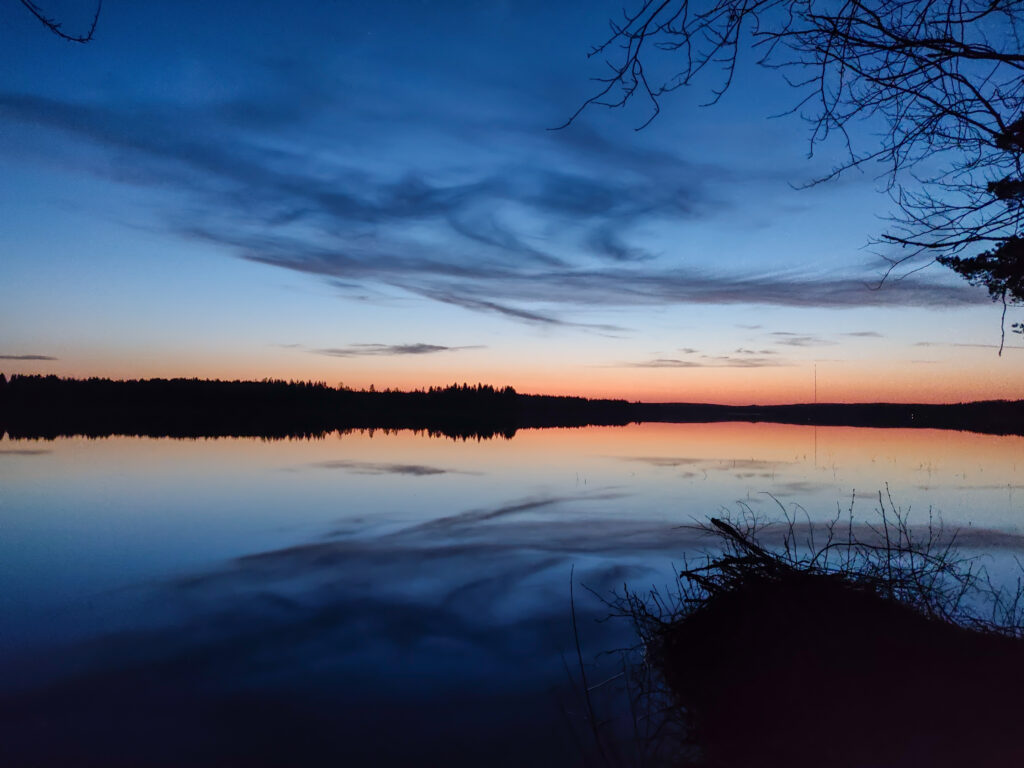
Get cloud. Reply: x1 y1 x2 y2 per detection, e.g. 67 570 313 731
625 354 785 368
587 226 655 262
627 358 704 368
455 269 982 310
769 332 838 347
0 92 705 242
842 331 883 338
0 90 989 331
447 210 566 267
414 290 573 327
312 343 481 357
413 288 628 332
234 229 981 316
915 341 1024 351
624 348 788 368
0 354 57 360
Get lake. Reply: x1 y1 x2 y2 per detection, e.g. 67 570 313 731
1 422 1022 765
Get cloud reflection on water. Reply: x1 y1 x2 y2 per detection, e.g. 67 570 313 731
2 488 700 765
3 423 1024 765
310 459 469 476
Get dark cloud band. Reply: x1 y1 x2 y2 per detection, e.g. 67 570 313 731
312 343 482 357
0 91 988 331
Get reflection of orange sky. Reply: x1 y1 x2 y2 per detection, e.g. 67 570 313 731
7 424 1020 534
509 421 1023 476
16 422 1019 487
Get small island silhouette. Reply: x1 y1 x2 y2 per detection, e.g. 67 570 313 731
1 374 1021 439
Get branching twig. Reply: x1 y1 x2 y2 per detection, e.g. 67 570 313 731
20 0 102 43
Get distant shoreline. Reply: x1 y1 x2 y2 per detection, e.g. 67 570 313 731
631 400 1024 436
1 374 1021 439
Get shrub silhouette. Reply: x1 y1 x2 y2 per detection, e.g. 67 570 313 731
613 495 1024 767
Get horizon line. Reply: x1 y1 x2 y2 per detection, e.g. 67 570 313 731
1 372 1020 408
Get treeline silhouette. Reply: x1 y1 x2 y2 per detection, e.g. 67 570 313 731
0 375 633 440
1 374 1021 439
634 400 1024 436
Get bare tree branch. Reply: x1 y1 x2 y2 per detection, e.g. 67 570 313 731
568 0 1024 312
20 0 102 43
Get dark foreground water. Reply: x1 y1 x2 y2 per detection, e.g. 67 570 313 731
1 423 1022 765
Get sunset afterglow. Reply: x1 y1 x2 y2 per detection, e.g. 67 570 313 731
1 2 1021 403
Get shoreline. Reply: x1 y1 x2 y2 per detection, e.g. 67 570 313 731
2 375 1022 439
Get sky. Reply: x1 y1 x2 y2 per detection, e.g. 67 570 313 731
1 0 1021 404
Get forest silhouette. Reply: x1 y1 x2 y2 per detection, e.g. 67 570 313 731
1 374 1021 440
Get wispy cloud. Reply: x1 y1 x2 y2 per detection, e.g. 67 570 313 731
0 90 988 330
625 353 786 368
627 358 704 368
915 341 1024 351
413 288 629 332
769 332 838 347
842 331 883 338
414 290 574 327
0 354 57 360
311 343 482 357
587 226 655 263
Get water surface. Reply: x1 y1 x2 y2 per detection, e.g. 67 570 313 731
1 423 1021 764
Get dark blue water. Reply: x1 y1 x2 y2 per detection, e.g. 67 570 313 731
1 424 1021 765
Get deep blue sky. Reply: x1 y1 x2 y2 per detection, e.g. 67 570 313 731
1 0 1020 402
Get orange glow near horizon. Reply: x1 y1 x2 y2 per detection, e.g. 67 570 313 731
2 345 1022 404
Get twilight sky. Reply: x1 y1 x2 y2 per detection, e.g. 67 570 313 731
1 0 1021 403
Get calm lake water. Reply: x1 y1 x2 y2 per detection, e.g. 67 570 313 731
1 422 1022 765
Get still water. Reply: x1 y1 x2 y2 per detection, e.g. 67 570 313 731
1 422 1022 764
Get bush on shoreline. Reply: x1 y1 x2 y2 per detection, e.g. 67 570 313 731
609 494 1024 767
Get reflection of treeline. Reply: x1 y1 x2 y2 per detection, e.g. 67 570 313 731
0 375 634 440
0 374 1021 439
